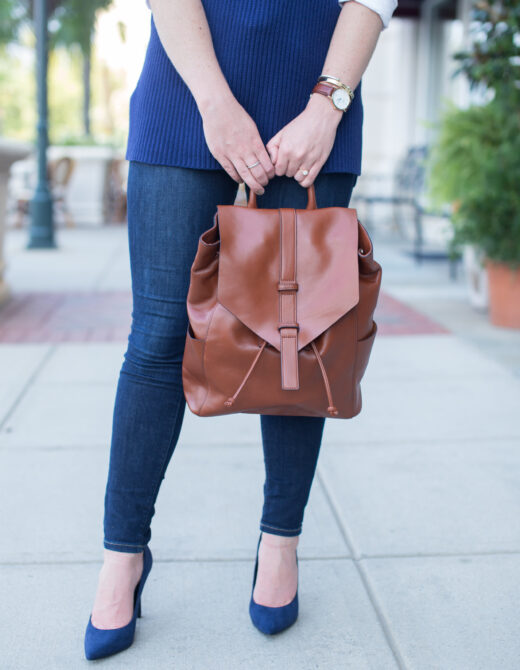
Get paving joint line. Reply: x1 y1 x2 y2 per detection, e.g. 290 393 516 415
323 434 520 447
0 555 354 567
4 547 520 568
4 433 520 452
361 549 520 560
0 345 58 433
317 463 408 670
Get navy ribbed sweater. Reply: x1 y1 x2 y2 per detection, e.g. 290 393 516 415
126 1 363 175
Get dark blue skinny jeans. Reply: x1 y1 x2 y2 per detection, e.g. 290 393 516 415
103 162 357 552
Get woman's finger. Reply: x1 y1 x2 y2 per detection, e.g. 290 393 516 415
266 143 279 166
233 157 265 195
298 162 321 188
286 152 307 178
266 132 282 166
219 157 242 183
293 167 306 183
293 159 315 183
274 147 289 177
255 145 276 180
244 155 270 187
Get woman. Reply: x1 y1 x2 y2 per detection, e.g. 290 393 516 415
84 0 397 660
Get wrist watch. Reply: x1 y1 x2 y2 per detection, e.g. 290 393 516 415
311 81 353 113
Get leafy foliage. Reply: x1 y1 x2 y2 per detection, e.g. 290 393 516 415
49 0 114 136
50 0 113 56
428 101 520 268
0 1 64 45
427 0 520 268
1 1 115 138
0 1 25 43
1 1 114 56
0 43 36 138
452 0 520 107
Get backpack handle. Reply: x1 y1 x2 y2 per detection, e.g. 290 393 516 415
247 184 317 210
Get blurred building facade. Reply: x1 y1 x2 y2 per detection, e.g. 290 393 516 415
357 0 472 206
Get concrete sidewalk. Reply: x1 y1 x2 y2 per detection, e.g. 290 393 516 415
1 225 520 669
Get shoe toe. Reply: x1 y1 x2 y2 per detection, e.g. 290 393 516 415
84 616 136 660
249 592 298 635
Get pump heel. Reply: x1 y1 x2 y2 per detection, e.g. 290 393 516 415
249 531 299 635
84 545 153 660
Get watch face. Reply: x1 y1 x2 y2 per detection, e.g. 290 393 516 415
331 88 351 111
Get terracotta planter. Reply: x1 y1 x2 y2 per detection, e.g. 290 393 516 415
485 259 520 329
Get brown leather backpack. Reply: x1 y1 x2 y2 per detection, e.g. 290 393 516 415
182 184 382 418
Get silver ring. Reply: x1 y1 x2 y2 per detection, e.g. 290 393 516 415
246 160 260 169
300 168 309 176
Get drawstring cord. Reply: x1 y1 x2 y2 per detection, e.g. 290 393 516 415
224 339 338 416
224 341 267 407
311 342 338 416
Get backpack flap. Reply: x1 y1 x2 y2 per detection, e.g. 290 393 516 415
216 203 360 391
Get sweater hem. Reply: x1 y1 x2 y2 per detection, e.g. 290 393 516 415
124 150 361 177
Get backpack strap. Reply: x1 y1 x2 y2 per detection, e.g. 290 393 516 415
278 209 300 390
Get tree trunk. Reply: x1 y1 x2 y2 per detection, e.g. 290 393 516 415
82 47 91 137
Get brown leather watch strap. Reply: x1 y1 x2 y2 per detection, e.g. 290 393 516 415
311 81 338 97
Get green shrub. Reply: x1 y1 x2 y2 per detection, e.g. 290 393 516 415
428 100 520 269
427 0 520 270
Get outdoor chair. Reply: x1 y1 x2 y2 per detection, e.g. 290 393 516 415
14 155 75 228
353 145 460 279
105 158 128 224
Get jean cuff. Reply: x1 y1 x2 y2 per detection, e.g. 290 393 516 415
259 522 302 538
103 539 147 553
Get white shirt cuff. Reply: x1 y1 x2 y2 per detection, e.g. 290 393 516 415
338 0 398 30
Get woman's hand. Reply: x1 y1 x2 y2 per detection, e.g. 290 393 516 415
266 93 343 188
200 93 275 195
150 0 274 195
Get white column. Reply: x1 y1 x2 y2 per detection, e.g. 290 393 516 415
0 139 32 305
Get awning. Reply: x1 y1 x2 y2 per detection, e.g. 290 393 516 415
394 0 458 20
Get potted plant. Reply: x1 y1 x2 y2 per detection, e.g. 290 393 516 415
427 0 520 328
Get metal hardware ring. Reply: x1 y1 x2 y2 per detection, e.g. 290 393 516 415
246 160 260 169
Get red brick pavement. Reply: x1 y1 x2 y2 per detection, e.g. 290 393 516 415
0 290 449 343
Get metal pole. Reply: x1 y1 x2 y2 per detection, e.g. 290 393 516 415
27 0 56 249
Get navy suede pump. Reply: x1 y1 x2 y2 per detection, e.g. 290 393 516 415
249 531 299 635
84 545 153 661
